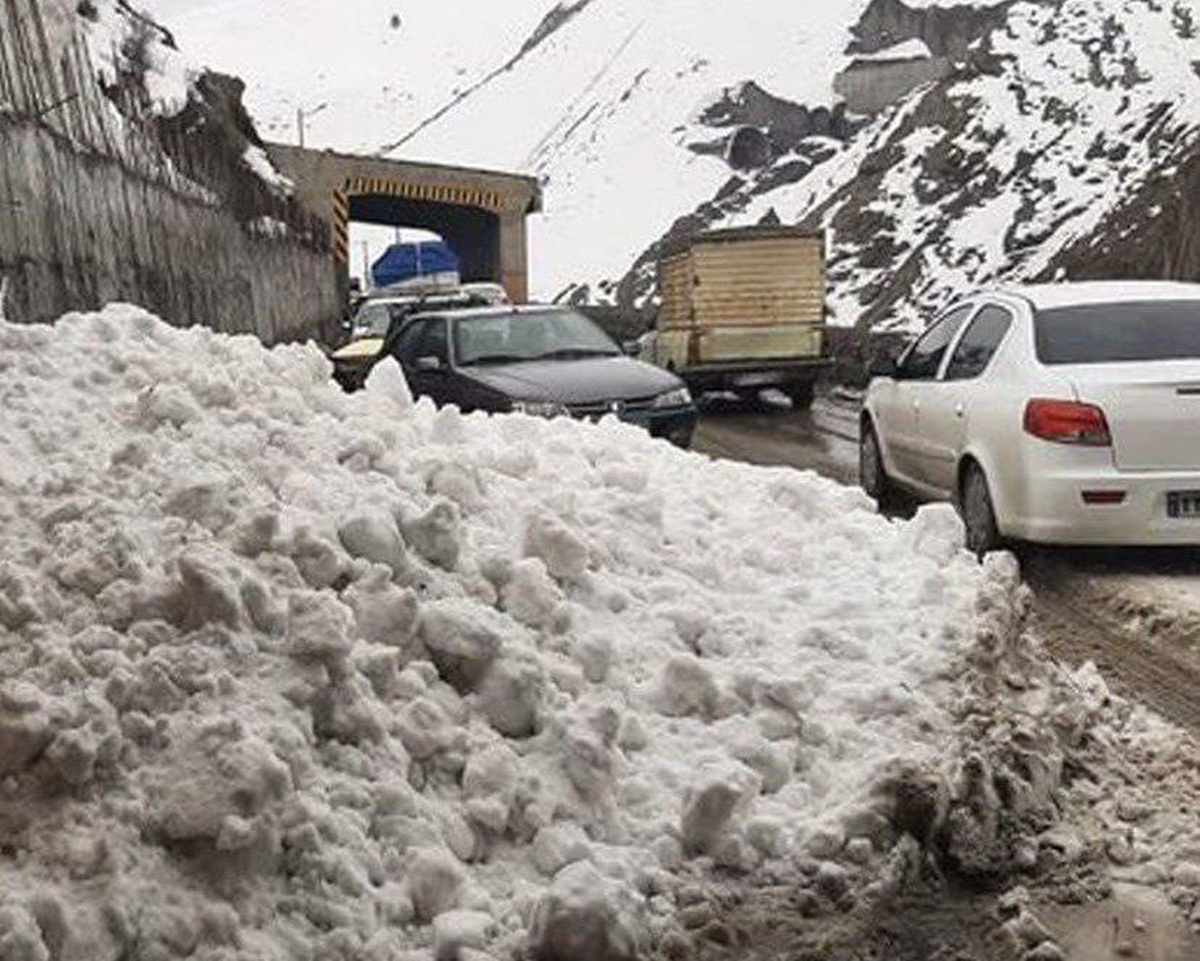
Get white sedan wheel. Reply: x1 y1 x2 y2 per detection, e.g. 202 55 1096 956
961 465 1001 556
859 424 889 505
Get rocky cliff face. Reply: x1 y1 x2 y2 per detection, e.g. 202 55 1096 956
796 0 1200 332
848 0 1014 58
613 0 1200 334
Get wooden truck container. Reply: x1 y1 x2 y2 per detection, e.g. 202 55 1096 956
646 226 831 407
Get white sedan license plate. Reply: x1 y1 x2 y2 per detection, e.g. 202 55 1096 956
1167 491 1200 519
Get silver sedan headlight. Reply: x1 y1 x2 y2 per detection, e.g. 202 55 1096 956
512 400 567 418
652 387 692 409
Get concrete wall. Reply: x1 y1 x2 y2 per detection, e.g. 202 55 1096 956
0 0 340 341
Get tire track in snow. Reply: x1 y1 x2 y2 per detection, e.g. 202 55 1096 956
1024 552 1200 735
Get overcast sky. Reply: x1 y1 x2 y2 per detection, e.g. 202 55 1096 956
140 0 230 22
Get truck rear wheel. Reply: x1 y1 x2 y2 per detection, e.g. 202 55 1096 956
784 381 815 409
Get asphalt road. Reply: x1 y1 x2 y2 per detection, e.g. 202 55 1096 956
692 391 860 485
691 389 1200 735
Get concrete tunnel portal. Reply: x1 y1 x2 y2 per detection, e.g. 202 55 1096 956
265 144 542 305
348 194 501 287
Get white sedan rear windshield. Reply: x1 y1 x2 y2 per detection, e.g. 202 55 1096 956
1035 301 1200 364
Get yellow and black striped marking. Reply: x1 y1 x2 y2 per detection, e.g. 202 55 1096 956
332 188 350 265
342 177 510 214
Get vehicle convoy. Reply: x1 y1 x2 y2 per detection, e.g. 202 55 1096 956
382 305 698 447
640 226 832 407
331 282 509 391
860 281 1200 553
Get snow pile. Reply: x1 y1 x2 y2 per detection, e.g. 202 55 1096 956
0 304 1015 959
934 629 1200 940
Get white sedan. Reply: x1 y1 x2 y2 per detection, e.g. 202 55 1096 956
860 281 1200 553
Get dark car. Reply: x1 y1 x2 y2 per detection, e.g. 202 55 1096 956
331 286 509 391
382 305 698 447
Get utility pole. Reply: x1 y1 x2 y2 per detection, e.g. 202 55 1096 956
296 102 328 148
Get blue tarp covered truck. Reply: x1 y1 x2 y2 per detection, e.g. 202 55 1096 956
371 241 460 290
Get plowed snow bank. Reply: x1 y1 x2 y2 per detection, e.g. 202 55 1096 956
0 306 1011 959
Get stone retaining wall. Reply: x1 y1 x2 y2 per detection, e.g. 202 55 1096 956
0 0 339 341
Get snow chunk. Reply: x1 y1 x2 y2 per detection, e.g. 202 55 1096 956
654 655 719 719
532 823 592 877
363 356 414 412
344 568 421 649
0 904 50 961
0 683 52 776
339 509 410 579
287 590 356 667
476 656 546 738
462 743 520 833
680 763 762 856
151 720 292 847
419 599 506 684
406 848 468 922
405 498 464 570
434 909 496 961
525 513 589 582
528 862 646 961
501 558 563 628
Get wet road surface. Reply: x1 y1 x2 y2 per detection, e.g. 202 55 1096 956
692 391 859 484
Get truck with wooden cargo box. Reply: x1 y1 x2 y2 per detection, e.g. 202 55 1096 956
640 226 831 407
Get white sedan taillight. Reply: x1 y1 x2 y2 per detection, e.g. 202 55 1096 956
1023 398 1112 446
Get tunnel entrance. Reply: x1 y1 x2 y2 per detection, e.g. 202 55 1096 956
264 144 541 305
348 194 501 290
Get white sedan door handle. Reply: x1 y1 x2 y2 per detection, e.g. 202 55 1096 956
954 404 965 418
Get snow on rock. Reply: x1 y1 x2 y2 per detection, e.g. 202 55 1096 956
0 303 1018 958
849 37 934 62
242 144 295 198
81 0 193 117
75 0 294 197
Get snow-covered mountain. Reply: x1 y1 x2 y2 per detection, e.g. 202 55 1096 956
391 0 880 301
138 0 1200 328
706 0 1200 331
